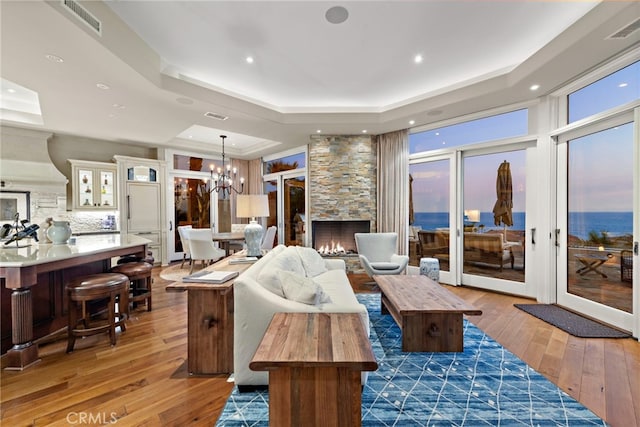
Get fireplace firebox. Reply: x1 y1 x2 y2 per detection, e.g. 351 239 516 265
312 220 370 255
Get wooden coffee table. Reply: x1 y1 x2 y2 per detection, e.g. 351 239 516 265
373 275 482 352
250 312 378 427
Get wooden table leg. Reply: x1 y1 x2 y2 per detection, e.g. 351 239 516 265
187 288 233 374
6 288 40 370
269 366 363 427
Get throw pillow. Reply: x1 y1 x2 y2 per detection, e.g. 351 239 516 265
295 246 328 277
278 270 332 305
257 246 305 297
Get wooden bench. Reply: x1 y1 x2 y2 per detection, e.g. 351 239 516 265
373 275 482 352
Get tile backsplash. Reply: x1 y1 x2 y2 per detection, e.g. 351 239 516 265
28 190 119 233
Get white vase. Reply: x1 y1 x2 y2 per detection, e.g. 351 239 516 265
46 221 72 245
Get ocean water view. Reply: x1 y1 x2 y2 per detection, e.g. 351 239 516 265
413 211 633 241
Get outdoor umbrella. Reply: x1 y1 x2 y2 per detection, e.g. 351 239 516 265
492 160 513 227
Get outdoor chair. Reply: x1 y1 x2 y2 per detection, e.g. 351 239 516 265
621 249 633 283
354 232 409 278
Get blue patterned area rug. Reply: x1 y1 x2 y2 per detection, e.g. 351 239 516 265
217 294 606 426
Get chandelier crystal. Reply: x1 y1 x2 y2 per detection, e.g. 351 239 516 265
209 135 244 199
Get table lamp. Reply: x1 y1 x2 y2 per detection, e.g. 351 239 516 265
236 194 270 257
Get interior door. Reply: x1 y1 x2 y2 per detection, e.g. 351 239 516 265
556 117 636 332
168 174 214 261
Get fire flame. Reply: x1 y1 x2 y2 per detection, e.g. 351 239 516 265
317 241 346 255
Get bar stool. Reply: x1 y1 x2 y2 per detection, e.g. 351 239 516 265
111 261 153 312
117 251 155 265
66 273 129 353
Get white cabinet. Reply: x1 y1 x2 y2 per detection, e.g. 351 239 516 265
115 156 167 266
69 160 117 209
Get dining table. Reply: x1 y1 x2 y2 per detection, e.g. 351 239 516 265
211 232 245 256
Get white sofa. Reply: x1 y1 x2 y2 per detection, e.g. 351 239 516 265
233 244 370 388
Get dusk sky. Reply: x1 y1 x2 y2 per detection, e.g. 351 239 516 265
409 60 637 214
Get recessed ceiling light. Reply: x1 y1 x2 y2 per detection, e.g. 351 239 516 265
96 83 110 90
362 130 367 134
619 82 628 88
44 54 64 63
409 120 415 125
246 56 254 64
316 130 322 133
7 88 16 93
414 54 423 64
325 6 348 24
530 84 540 91
112 103 125 109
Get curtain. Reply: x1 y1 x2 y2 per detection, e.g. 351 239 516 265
229 158 257 224
376 129 409 255
248 158 263 195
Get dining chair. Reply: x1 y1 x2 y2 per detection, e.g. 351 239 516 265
177 225 192 269
187 228 226 273
261 225 277 250
228 223 247 254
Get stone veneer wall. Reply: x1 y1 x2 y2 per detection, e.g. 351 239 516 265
309 135 377 273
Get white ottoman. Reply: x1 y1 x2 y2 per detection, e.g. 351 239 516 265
419 257 440 282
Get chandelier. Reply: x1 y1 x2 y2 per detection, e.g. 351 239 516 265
210 135 244 199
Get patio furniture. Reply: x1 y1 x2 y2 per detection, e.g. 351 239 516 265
621 250 633 283
575 253 612 278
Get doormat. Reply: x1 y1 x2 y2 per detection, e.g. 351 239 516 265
514 304 631 338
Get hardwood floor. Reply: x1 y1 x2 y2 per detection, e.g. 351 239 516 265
1 267 638 426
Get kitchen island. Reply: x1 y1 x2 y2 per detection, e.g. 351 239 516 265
0 234 150 370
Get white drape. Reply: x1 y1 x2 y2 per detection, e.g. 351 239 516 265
376 129 409 255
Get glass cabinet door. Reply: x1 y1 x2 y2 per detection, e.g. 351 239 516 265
73 164 117 209
99 170 115 208
78 168 94 207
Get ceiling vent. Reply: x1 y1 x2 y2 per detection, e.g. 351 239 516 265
607 17 640 39
62 0 101 35
204 112 229 121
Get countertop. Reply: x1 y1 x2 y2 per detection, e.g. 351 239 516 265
0 234 151 267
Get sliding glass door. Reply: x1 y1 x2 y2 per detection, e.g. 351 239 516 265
409 154 455 284
556 118 636 331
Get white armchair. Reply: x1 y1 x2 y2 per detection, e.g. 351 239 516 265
187 228 226 273
355 232 409 277
261 225 277 250
177 225 192 269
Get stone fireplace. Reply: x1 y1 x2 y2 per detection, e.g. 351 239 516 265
312 220 370 254
308 135 377 272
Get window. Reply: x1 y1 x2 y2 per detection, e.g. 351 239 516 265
263 152 305 175
173 154 220 172
410 109 528 154
568 60 639 123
